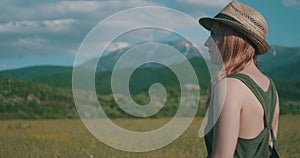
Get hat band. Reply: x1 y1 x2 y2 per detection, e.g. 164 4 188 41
215 13 241 24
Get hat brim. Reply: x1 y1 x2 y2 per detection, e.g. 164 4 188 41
199 17 270 54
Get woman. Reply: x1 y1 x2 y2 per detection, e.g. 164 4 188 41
199 1 280 158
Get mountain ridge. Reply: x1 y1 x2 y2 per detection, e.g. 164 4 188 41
1 43 299 81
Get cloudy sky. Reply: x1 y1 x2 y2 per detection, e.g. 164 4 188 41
0 0 299 70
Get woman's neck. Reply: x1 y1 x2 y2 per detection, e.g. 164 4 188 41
240 59 260 74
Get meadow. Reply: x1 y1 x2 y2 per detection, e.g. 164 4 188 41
0 115 299 158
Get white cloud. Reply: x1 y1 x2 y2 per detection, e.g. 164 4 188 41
282 0 300 7
177 0 231 8
0 0 211 64
0 19 76 33
42 19 76 31
41 0 160 17
102 8 200 30
13 36 47 47
0 0 162 61
105 42 130 52
43 1 104 14
0 21 37 33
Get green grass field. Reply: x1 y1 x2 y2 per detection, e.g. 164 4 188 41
0 115 299 158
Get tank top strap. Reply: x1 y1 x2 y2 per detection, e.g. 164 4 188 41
267 78 281 158
268 78 277 125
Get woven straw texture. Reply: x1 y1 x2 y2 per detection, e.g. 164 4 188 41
199 1 270 54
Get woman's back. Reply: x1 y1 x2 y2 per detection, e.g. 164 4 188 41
237 65 279 142
204 65 280 157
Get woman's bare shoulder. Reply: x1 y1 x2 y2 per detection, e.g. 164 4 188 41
214 77 247 105
215 77 247 93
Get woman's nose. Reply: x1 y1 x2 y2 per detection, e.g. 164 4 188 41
204 37 211 48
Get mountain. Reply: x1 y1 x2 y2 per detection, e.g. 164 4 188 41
1 41 299 82
0 41 299 96
80 40 202 71
1 41 300 119
32 57 210 95
0 65 73 80
258 45 300 80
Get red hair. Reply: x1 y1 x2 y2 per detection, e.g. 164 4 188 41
206 22 257 107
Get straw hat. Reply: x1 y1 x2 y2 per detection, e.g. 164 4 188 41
199 1 270 54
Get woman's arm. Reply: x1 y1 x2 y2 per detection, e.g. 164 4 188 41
211 78 243 158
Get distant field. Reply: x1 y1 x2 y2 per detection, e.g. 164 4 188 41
0 115 299 158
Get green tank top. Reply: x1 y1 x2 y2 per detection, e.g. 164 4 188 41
204 73 280 158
